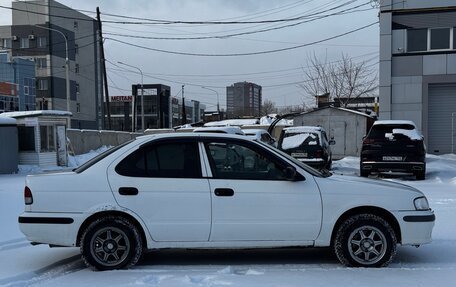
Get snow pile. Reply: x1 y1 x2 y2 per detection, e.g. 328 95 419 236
281 133 314 150
392 128 423 140
67 146 112 167
259 114 293 126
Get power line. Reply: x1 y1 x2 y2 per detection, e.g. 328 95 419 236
106 22 378 57
103 2 371 41
102 0 360 25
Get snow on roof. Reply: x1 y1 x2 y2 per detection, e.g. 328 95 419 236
0 117 16 125
0 110 72 118
204 119 259 127
373 120 416 127
337 107 374 118
283 126 322 133
243 129 267 135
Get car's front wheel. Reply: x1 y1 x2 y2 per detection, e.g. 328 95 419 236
334 214 397 267
80 216 143 271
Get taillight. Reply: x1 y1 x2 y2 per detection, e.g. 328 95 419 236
24 186 33 205
363 138 375 144
315 149 323 158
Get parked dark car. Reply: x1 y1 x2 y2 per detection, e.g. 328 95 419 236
278 126 334 170
360 120 426 180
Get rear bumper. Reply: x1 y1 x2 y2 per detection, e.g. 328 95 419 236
361 161 425 173
19 212 84 247
297 158 326 168
393 210 435 245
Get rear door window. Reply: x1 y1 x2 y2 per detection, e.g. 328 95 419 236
115 141 202 178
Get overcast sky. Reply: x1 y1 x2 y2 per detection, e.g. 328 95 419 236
0 0 380 111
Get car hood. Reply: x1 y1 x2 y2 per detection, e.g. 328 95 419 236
314 174 424 211
327 174 422 193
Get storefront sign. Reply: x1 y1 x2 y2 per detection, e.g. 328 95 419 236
110 95 133 102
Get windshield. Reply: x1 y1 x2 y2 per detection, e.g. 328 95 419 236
255 139 329 178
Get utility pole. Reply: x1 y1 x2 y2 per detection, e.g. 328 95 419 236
97 7 111 130
181 85 186 125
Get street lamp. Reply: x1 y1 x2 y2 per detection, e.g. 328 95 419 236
117 62 144 131
201 86 220 120
34 25 70 127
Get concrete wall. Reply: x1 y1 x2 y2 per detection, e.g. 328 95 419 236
67 129 141 155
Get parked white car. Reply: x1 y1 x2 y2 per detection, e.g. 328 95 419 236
19 133 435 270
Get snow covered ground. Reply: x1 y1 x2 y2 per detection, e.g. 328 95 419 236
1 151 456 286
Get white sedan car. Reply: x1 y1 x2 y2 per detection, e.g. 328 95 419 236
19 133 435 270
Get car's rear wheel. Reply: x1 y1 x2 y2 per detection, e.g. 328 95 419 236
334 214 397 267
80 216 143 271
360 165 369 177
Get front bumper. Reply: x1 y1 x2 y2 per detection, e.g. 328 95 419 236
361 161 425 173
394 209 435 245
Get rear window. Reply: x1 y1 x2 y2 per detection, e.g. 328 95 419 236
367 124 415 140
280 132 320 150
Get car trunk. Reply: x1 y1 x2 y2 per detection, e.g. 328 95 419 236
362 124 425 162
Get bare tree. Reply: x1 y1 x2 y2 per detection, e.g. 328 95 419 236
261 99 277 116
300 53 378 107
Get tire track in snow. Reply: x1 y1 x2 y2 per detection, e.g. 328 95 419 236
0 238 29 253
0 255 85 287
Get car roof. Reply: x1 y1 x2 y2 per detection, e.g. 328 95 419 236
373 120 417 127
283 126 322 133
135 132 250 142
193 126 245 135
243 129 268 135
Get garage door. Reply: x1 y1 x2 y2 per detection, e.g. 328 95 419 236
428 84 456 154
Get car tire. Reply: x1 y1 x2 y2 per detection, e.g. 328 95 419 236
334 214 397 267
80 216 143 271
415 172 425 180
360 165 369 177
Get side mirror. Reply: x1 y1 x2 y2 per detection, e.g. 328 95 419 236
284 166 298 181
329 139 336 145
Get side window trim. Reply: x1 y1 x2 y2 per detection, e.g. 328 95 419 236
198 141 212 177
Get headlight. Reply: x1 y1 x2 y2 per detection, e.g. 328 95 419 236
414 197 430 210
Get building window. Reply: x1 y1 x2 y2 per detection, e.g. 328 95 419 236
407 29 428 52
76 83 80 94
74 44 79 55
37 36 47 48
36 58 47 69
40 126 55 152
37 79 48 91
77 102 81 113
74 21 78 30
1 38 12 49
17 126 35 151
75 63 79 73
20 38 29 49
24 86 29 95
430 28 451 50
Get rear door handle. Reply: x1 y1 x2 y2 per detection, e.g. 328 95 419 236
214 188 234 197
118 187 139 196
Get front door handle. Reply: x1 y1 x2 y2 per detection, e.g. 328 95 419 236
119 187 139 196
214 188 234 197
